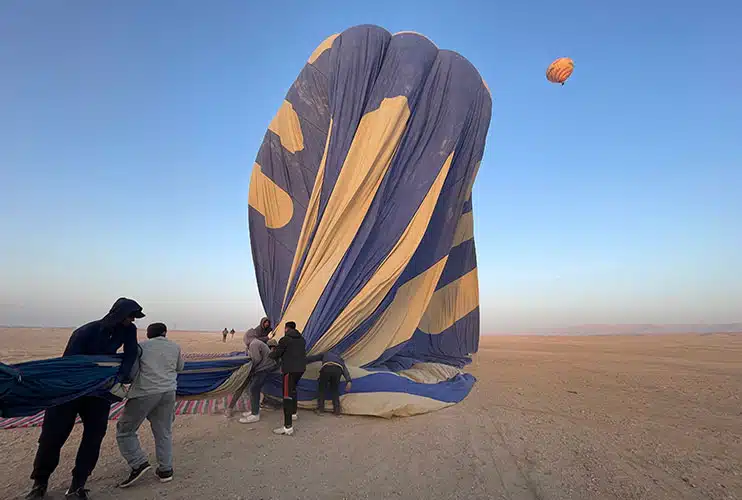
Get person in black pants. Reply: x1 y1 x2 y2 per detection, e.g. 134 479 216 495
306 351 352 415
268 321 306 436
25 298 144 500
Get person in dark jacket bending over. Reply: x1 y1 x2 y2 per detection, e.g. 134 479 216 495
268 321 306 436
306 351 352 416
25 298 144 500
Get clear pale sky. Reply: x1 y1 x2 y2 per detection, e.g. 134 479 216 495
1 0 740 331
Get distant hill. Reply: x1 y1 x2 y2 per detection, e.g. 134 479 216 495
505 323 742 336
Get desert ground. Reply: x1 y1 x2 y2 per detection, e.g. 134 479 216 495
1 328 740 500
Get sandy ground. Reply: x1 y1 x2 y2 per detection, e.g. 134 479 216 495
1 328 741 500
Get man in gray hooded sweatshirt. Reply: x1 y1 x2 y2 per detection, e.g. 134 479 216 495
225 318 273 417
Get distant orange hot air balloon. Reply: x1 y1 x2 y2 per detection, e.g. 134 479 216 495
546 57 574 85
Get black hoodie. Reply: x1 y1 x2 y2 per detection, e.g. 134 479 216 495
63 297 143 382
269 328 306 374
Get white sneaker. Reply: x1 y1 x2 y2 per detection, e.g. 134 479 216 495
239 414 260 424
292 413 298 421
273 426 294 435
241 411 251 418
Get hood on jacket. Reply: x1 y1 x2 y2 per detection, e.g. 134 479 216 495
244 317 271 345
102 298 145 326
258 317 270 332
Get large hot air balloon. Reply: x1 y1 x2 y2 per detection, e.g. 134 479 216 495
546 57 574 85
247 25 491 417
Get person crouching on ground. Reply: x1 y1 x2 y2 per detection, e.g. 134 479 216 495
116 322 184 488
306 351 352 416
268 321 306 436
237 338 280 424
25 297 144 500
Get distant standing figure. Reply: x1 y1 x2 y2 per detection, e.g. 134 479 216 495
222 328 228 343
306 351 352 415
116 323 184 488
230 328 235 339
269 321 306 436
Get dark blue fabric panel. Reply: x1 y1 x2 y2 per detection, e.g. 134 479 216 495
261 367 476 405
282 25 392 313
371 307 480 371
249 208 295 323
0 356 120 418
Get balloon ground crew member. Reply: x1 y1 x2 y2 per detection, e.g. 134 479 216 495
268 321 306 435
116 322 184 488
25 298 144 500
236 338 280 423
244 317 271 346
306 351 352 416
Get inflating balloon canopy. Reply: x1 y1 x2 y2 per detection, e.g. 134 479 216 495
247 24 491 417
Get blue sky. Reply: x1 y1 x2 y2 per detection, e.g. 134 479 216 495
1 0 740 331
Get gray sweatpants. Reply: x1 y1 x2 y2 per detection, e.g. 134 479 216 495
116 391 176 472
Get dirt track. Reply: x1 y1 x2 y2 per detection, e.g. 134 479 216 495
1 330 740 499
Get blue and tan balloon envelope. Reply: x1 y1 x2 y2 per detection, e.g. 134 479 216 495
247 24 491 417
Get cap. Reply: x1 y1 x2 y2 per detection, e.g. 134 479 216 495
132 309 146 319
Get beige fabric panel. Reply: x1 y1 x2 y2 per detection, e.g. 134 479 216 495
267 100 304 154
281 120 334 312
248 163 294 229
325 391 453 418
397 362 462 384
339 257 448 367
308 33 339 64
275 96 411 335
310 150 455 356
451 211 474 248
418 268 480 335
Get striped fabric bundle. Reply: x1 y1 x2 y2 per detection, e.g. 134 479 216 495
0 352 251 430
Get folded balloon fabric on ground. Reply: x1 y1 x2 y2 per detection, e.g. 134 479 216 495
0 352 474 419
0 354 253 418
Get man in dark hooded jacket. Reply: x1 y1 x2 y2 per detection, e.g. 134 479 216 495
269 321 306 436
26 298 144 500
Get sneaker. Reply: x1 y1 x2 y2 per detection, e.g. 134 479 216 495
117 462 151 488
64 488 90 499
155 469 174 483
241 411 251 418
239 414 260 424
25 482 47 499
273 426 294 436
292 413 298 421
